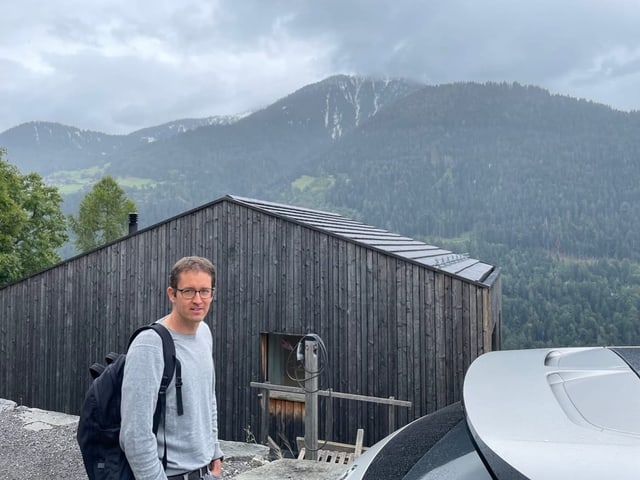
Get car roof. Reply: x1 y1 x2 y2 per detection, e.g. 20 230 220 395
463 347 640 479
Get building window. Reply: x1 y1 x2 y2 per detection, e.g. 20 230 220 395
261 332 307 401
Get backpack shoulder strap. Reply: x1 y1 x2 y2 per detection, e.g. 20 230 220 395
128 323 184 418
132 324 176 387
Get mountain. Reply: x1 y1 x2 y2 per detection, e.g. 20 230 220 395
100 75 424 211
0 122 124 174
288 82 640 260
128 115 244 143
0 115 243 175
1 75 424 224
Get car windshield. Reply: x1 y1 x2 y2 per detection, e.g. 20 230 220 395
358 402 493 480
404 419 491 480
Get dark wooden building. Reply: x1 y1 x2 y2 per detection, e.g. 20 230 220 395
0 195 501 448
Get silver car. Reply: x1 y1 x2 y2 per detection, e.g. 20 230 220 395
340 346 640 479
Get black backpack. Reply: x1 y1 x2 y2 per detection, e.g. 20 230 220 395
77 323 184 480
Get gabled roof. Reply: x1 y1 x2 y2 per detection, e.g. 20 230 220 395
228 195 496 285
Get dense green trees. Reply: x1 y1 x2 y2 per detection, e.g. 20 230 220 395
0 149 68 286
68 176 136 253
429 236 640 348
305 82 640 261
0 157 137 282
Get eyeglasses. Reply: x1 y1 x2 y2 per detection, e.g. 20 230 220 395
175 288 214 299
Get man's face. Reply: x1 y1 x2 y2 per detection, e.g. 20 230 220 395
168 270 214 326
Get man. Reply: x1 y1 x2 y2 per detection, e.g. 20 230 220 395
120 256 224 479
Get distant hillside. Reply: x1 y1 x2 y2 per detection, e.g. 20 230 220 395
128 115 244 143
0 115 242 176
287 82 640 261
0 122 124 174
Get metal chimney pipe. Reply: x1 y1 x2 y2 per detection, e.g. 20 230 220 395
128 212 138 234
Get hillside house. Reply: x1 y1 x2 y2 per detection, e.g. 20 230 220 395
0 195 501 448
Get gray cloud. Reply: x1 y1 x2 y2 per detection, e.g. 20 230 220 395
2 0 640 134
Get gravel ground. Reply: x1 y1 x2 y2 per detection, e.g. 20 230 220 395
0 400 267 480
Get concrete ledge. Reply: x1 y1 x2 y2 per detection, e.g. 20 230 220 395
234 458 348 480
0 398 17 413
16 405 80 431
220 440 270 461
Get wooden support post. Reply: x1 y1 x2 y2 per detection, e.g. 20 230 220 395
388 396 396 434
304 339 319 460
324 389 333 443
260 387 270 444
354 428 365 457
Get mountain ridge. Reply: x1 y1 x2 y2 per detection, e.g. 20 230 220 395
0 115 247 175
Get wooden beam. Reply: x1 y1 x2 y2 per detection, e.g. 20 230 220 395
250 382 412 408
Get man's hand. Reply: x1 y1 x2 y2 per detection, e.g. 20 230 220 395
209 458 223 477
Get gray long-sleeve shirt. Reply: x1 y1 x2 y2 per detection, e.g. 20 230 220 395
120 319 224 479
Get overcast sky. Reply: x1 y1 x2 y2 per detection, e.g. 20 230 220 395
2 0 640 134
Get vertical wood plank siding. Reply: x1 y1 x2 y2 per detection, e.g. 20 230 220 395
0 198 500 448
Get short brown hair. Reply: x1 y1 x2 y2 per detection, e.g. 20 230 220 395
169 256 216 290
